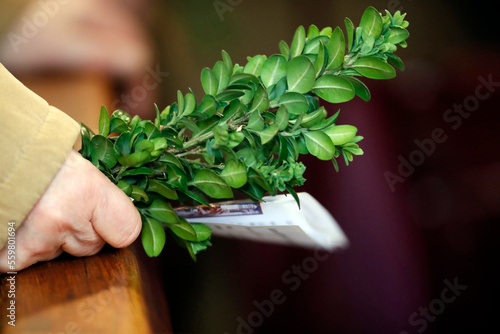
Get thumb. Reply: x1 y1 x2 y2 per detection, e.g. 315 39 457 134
90 169 142 248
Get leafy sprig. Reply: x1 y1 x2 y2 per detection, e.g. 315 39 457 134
79 7 409 260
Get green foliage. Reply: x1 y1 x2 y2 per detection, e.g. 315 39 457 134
79 7 409 260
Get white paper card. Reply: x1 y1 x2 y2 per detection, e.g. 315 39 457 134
175 192 348 250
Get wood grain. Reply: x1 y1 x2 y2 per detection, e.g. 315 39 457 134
0 244 172 334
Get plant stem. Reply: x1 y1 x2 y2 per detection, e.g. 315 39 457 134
179 157 224 169
182 131 214 150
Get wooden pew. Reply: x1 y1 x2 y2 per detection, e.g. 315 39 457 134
1 243 172 333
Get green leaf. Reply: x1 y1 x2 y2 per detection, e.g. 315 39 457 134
167 165 188 191
182 92 196 117
247 111 265 131
240 182 265 201
116 180 132 196
228 132 245 148
220 159 247 188
219 99 244 124
228 73 260 86
183 189 211 207
308 110 340 131
244 55 267 76
323 124 358 145
147 199 179 224
168 217 198 242
331 157 339 172
177 90 184 116
135 139 154 152
144 122 161 139
196 95 217 118
303 131 335 160
270 76 287 101
80 123 94 141
98 106 110 137
319 27 332 37
151 137 168 151
285 136 299 160
221 50 233 73
287 56 316 94
216 89 245 102
191 223 212 242
344 76 371 101
351 56 396 79
191 169 233 199
192 117 218 141
386 53 405 71
141 215 166 257
344 17 355 52
109 118 129 133
184 239 212 261
325 27 345 70
118 150 151 167
303 35 329 54
300 106 327 128
247 167 271 192
131 185 149 202
201 67 218 96
279 40 290 60
289 25 306 58
213 61 231 93
178 118 200 135
307 24 319 39
121 167 154 177
80 133 91 159
214 124 229 146
237 147 257 167
285 185 300 209
275 105 289 131
259 123 279 145
278 135 288 162
148 179 179 200
312 75 355 103
111 109 131 124
248 84 268 114
360 6 383 40
158 152 184 170
278 92 309 115
314 41 326 77
386 27 409 45
90 135 117 168
343 143 364 155
261 54 287 88
154 104 162 126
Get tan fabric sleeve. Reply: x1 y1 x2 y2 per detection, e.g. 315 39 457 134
0 63 80 249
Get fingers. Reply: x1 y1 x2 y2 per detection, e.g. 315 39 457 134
0 150 142 273
0 217 63 273
0 202 106 273
91 171 142 248
58 151 141 250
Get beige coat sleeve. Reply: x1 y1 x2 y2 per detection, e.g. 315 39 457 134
0 64 80 249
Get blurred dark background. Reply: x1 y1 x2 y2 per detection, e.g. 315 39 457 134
1 0 498 333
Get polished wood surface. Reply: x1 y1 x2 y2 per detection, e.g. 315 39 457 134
0 245 171 334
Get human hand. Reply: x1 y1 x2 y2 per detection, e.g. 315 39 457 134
0 150 142 273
